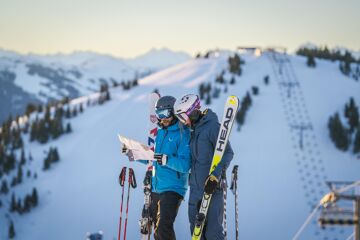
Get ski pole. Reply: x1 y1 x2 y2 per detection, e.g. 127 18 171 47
118 167 127 240
230 165 239 240
123 168 137 240
222 169 228 240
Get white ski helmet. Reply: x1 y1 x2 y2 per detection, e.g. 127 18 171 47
174 94 201 124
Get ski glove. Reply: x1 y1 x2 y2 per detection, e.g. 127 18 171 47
154 153 167 165
204 175 219 194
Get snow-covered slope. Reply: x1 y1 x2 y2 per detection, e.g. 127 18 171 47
1 51 359 240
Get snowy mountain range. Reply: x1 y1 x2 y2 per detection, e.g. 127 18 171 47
0 48 191 123
0 49 360 240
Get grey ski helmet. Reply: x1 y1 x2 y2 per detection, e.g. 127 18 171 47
155 96 176 119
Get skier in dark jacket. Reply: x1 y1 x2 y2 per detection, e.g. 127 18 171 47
174 94 234 240
122 96 191 240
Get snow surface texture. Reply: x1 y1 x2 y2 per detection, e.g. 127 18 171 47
0 50 359 240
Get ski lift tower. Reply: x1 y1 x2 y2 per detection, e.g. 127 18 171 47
318 181 360 240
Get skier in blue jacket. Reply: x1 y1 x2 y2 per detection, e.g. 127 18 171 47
122 96 191 240
174 94 234 240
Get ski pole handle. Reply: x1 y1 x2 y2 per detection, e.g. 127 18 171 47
232 165 238 179
230 165 238 193
129 168 137 188
119 167 127 187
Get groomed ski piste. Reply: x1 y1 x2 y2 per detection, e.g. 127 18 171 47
1 50 359 240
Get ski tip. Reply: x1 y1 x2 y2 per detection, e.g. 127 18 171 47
227 95 239 106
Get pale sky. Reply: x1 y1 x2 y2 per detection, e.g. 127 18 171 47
0 0 359 58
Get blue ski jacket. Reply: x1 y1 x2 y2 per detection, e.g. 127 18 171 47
140 121 191 197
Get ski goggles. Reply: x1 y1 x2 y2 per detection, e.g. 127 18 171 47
155 108 173 119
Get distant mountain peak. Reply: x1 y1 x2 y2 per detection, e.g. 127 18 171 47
127 47 191 70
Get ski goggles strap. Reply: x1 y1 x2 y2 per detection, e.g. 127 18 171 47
155 108 172 119
175 112 189 124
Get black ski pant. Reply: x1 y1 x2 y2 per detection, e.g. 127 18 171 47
151 191 183 240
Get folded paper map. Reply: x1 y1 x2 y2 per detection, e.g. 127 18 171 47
118 135 155 161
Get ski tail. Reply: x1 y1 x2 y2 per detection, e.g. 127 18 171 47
192 95 240 240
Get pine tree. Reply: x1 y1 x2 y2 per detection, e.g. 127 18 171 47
54 106 64 119
10 176 17 187
72 107 78 117
205 94 211 105
1 180 9 194
329 113 350 151
44 105 51 123
199 83 205 100
132 79 138 87
37 104 43 113
230 76 236 85
353 127 360 154
216 74 225 84
11 128 23 149
25 103 37 116
50 117 64 139
17 165 23 184
9 221 15 239
252 86 259 96
52 147 60 162
17 198 22 214
37 119 49 144
243 92 252 109
23 194 32 213
228 54 242 75
0 144 4 166
10 193 16 212
66 123 72 133
32 187 38 206
30 120 38 142
236 108 246 131
307 55 316 67
43 156 50 170
20 148 26 165
264 75 270 85
4 151 16 174
347 98 359 132
65 106 71 118
105 90 111 101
